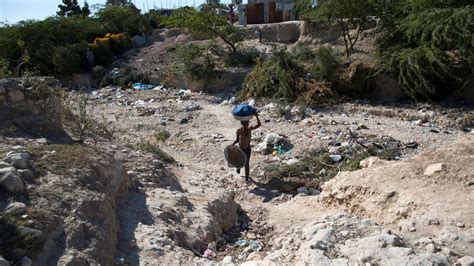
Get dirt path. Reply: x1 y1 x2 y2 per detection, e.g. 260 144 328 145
87 87 472 264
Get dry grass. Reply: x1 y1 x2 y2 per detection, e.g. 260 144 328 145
28 144 102 175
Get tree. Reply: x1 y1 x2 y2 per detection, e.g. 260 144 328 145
57 0 90 17
106 0 132 6
164 8 244 57
315 0 380 58
199 0 227 13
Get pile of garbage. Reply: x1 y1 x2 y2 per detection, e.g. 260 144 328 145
255 133 293 156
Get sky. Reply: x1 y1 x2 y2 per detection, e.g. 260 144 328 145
0 0 240 24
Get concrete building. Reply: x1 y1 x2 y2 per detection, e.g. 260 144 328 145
237 0 295 25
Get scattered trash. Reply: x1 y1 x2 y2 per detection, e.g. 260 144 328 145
329 154 343 163
110 68 123 78
134 100 146 107
255 133 293 155
234 240 262 251
184 102 201 112
133 83 155 91
203 248 216 258
247 98 256 107
304 107 316 116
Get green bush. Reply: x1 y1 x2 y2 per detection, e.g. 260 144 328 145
0 17 105 75
0 58 11 78
168 44 217 81
52 41 88 75
240 49 331 103
310 46 340 82
97 5 150 37
377 3 474 100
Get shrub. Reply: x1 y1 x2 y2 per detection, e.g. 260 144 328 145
168 43 217 81
97 5 150 37
240 49 331 103
310 46 340 82
0 58 11 78
377 4 474 100
52 41 88 75
0 17 105 75
154 129 171 142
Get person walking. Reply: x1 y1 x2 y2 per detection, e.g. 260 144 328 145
233 114 262 181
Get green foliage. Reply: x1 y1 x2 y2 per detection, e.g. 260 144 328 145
154 129 171 142
314 0 381 57
294 0 313 19
310 46 340 82
57 0 90 17
168 43 217 81
199 0 228 13
163 8 244 56
0 17 105 75
106 0 133 6
377 3 474 100
264 144 399 183
0 58 11 78
97 5 150 36
52 42 88 75
241 49 331 103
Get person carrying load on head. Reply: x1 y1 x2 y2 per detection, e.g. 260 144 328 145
233 113 261 181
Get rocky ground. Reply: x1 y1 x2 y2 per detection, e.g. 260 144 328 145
1 26 473 265
79 84 472 265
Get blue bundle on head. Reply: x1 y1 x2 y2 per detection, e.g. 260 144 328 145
232 104 257 121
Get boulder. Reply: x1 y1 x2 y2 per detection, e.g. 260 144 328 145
5 202 27 215
4 152 30 169
456 256 474 266
0 169 25 192
0 256 11 266
131 35 147 47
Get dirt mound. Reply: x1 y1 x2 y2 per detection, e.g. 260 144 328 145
319 135 474 260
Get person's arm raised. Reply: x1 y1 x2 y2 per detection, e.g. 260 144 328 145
251 114 262 130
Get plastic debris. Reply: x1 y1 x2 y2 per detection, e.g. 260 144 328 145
203 248 216 258
133 83 155 91
235 240 262 251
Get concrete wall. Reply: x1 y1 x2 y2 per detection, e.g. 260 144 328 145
0 77 64 137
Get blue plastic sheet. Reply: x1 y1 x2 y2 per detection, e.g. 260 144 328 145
232 104 257 117
133 83 155 91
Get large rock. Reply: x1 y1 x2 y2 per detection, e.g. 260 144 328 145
5 202 28 215
0 168 25 192
4 152 30 169
0 256 11 266
456 256 474 266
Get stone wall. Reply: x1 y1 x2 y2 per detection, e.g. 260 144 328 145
0 77 64 137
